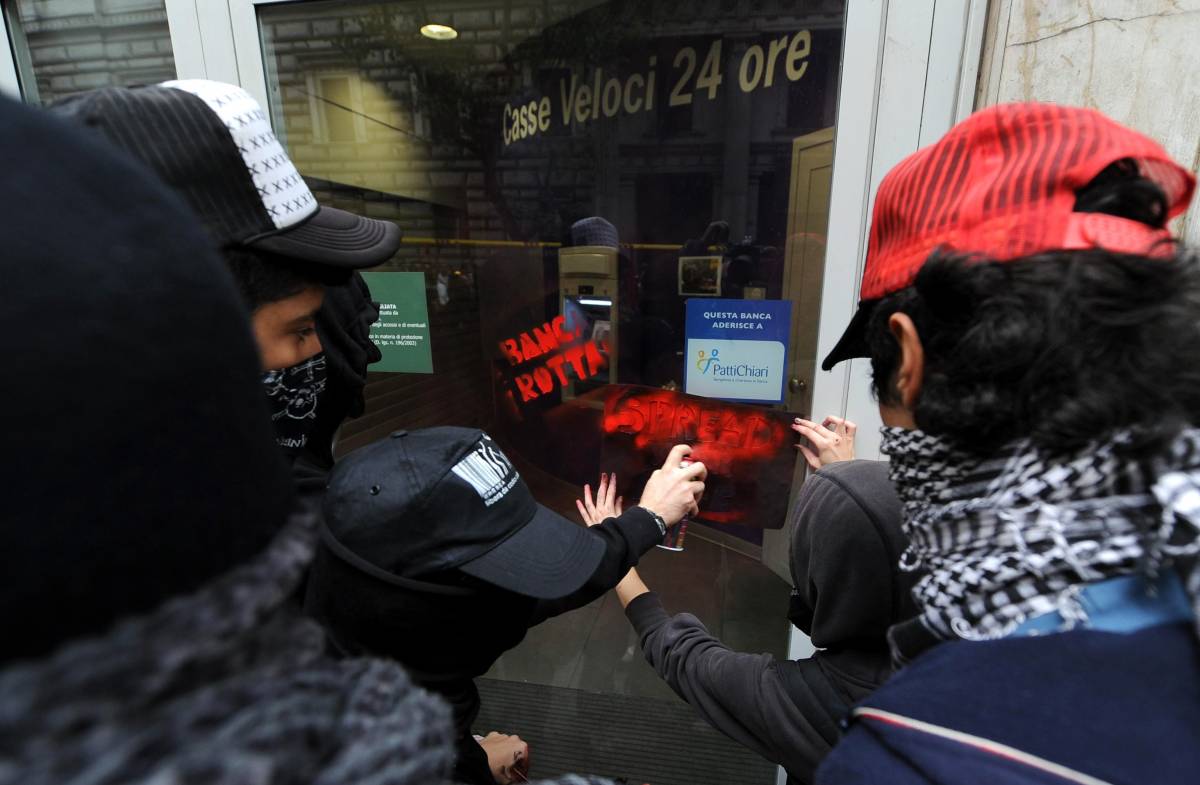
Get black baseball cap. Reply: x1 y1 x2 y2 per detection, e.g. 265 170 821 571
820 300 877 371
323 427 605 599
48 79 400 268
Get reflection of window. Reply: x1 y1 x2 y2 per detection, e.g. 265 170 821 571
7 0 177 105
408 73 430 140
307 73 366 143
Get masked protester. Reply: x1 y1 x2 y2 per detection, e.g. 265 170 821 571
50 81 400 471
306 431 706 784
816 104 1200 784
265 271 385 469
0 96 455 785
306 274 383 463
579 433 914 785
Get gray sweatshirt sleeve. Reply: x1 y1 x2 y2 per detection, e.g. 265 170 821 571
626 592 830 781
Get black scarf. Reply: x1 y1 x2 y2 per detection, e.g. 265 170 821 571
263 353 328 453
882 426 1200 644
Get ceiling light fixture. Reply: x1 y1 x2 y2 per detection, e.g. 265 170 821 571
419 23 458 41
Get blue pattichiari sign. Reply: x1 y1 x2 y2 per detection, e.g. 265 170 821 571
684 298 792 403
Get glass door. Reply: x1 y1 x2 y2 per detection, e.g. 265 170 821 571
247 5 846 781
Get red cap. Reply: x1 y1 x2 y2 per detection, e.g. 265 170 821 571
822 102 1195 370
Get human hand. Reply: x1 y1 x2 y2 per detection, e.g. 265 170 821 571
576 473 623 526
792 416 856 470
479 732 529 784
638 444 707 526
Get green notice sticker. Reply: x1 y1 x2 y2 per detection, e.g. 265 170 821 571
360 271 433 373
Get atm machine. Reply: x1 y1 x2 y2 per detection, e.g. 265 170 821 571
558 243 618 401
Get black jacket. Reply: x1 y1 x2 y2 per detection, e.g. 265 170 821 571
627 461 916 784
306 506 663 784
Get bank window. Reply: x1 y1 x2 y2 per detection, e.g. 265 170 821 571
4 0 177 105
258 2 847 781
306 73 367 142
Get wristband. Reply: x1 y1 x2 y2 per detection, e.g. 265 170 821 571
639 506 668 536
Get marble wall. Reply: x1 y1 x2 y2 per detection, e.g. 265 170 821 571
976 0 1200 244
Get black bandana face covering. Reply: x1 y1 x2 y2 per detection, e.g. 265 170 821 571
262 353 328 453
881 425 1200 643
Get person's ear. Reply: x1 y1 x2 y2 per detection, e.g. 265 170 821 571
887 312 924 411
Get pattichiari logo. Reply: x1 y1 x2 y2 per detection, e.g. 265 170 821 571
695 347 770 380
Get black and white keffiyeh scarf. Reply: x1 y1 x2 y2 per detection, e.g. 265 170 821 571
0 505 457 785
882 426 1200 642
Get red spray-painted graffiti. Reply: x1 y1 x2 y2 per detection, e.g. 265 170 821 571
497 315 608 403
603 388 791 473
601 385 797 529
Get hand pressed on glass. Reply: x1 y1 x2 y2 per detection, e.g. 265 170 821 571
577 472 623 525
792 415 857 471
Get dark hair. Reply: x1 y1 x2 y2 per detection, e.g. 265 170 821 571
867 160 1200 454
223 247 350 311
1073 158 1168 227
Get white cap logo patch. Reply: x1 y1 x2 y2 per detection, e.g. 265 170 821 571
163 80 317 231
451 438 519 507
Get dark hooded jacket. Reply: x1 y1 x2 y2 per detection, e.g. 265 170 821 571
625 460 916 784
306 504 663 784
